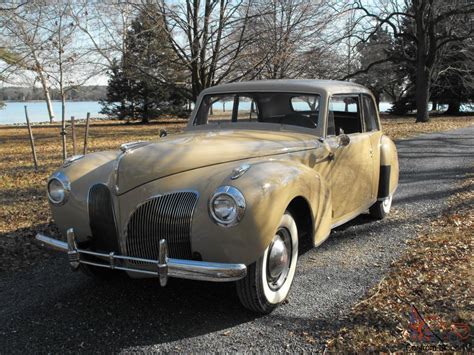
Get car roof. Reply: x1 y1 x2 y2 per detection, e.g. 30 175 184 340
201 79 372 96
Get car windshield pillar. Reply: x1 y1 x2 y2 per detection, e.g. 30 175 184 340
231 95 239 122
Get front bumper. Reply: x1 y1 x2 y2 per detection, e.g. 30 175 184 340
35 228 247 285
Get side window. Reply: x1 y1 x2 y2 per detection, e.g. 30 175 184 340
328 95 362 135
362 95 379 132
207 95 233 124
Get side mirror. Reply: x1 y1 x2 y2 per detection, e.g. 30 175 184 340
159 129 168 138
338 134 350 147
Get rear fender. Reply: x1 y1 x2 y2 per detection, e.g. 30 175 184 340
379 135 399 198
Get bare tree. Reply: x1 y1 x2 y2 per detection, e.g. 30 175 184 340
236 0 335 80
344 0 474 122
71 1 138 70
39 3 103 159
1 2 56 122
127 0 265 101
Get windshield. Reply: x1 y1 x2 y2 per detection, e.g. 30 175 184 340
193 92 321 130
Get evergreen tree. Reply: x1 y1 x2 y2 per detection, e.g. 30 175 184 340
100 4 187 123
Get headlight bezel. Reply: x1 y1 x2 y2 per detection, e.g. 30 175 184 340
47 171 71 206
209 186 246 227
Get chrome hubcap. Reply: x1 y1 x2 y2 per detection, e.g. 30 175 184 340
267 228 291 291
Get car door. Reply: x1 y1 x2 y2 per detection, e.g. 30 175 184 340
361 94 384 199
325 94 375 223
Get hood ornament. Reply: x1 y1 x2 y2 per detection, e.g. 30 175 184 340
120 141 147 153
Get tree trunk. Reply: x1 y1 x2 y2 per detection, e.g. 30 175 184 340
414 3 430 123
445 101 461 115
33 57 55 123
415 66 430 123
431 100 438 111
142 95 149 124
38 71 55 123
60 91 67 160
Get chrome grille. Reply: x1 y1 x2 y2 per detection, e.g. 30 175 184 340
126 192 198 262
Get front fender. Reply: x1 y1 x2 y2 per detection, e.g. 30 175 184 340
191 160 332 265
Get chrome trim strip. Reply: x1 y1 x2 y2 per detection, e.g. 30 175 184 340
230 164 251 180
35 230 247 283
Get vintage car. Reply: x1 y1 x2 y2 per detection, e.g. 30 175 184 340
36 80 398 313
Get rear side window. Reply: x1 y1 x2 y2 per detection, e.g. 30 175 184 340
328 95 362 135
362 95 379 132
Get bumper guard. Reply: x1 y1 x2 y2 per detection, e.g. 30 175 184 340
35 228 247 286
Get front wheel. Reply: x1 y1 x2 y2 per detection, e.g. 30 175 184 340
236 211 298 314
369 195 392 220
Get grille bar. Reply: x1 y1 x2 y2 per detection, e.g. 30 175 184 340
126 192 198 262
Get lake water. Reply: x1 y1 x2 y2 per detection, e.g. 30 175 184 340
0 101 106 125
2 100 394 125
3 100 469 125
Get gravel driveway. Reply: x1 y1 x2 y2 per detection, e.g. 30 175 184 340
1 126 472 353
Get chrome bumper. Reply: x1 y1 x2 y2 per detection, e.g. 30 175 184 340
35 228 247 285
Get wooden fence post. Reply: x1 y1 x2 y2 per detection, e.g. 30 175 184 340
83 112 90 154
71 116 77 156
24 106 39 171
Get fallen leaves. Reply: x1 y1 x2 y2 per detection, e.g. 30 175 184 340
325 176 474 352
381 114 473 141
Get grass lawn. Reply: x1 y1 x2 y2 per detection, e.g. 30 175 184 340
0 114 472 272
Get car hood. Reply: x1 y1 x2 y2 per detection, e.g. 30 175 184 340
116 129 319 194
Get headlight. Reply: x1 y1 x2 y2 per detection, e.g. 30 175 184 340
47 172 70 205
209 186 246 227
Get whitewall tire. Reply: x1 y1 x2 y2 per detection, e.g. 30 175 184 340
369 194 392 220
236 211 298 313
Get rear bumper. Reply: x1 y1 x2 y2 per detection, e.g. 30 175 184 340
35 228 247 285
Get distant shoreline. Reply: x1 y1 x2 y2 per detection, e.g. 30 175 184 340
0 117 189 129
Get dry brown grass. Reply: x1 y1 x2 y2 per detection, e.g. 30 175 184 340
0 115 472 271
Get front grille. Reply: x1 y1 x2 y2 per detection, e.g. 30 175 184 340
126 192 198 262
88 184 120 252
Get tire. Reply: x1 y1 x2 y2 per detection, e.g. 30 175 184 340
236 211 298 314
369 194 392 220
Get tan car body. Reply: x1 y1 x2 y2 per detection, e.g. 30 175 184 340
49 80 399 272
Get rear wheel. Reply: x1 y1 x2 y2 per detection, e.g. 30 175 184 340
236 211 298 314
369 194 392 220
